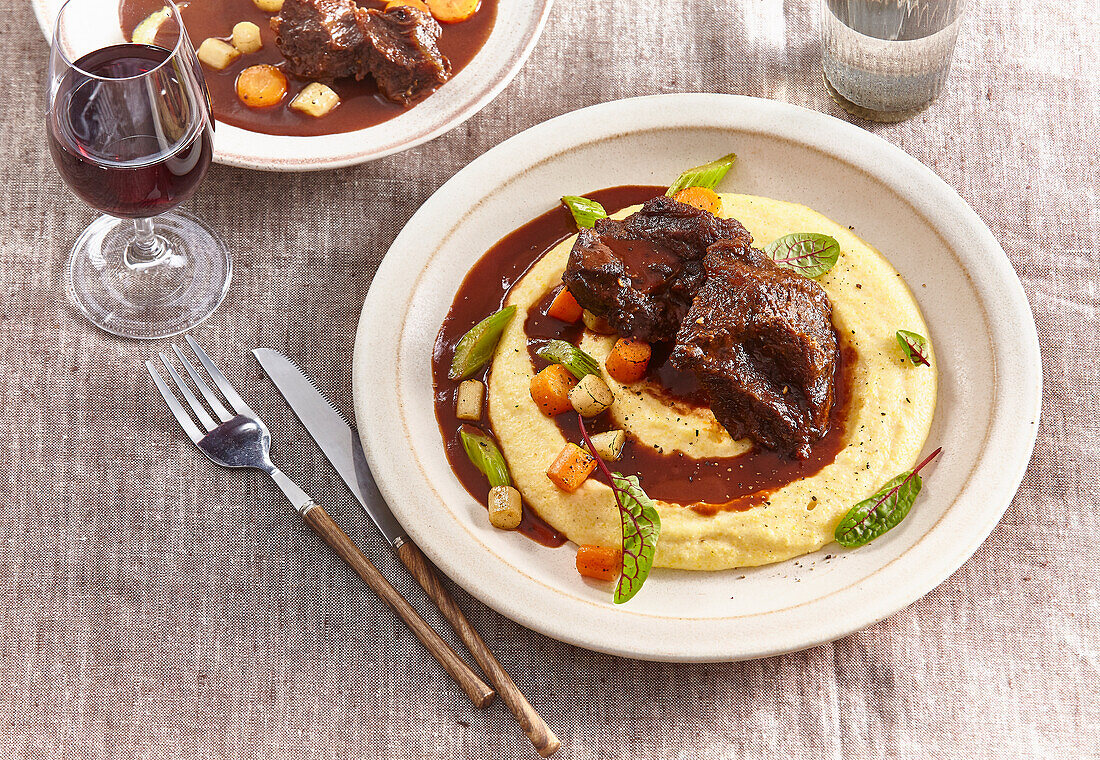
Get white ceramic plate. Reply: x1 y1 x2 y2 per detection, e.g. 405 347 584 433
33 0 552 171
352 94 1041 661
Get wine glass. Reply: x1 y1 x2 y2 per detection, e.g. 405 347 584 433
47 0 230 339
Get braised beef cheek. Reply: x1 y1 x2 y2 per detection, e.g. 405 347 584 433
271 0 451 103
563 196 753 342
270 0 369 80
359 6 451 104
672 241 838 459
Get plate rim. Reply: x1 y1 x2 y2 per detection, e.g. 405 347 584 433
353 93 1042 661
32 0 554 171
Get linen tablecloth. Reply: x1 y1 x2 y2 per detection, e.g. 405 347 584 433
2 0 1097 757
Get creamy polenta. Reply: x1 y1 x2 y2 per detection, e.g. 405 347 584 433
487 194 936 570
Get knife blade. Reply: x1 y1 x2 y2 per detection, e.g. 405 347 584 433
252 348 408 548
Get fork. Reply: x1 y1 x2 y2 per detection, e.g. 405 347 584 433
146 336 495 708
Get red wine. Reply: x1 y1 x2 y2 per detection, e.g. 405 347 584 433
48 44 212 219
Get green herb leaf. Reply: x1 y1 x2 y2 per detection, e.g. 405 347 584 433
561 195 608 229
665 153 737 197
537 339 600 380
576 415 661 603
449 305 517 380
835 447 942 547
459 427 511 489
764 233 841 278
896 329 931 366
608 472 661 604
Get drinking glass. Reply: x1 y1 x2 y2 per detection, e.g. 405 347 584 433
47 0 230 339
821 0 968 122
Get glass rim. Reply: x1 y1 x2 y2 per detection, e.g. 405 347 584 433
52 0 187 81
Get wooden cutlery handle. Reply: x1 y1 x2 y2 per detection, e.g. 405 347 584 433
301 505 495 709
397 541 561 757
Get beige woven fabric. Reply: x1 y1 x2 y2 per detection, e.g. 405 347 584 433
1 0 1097 757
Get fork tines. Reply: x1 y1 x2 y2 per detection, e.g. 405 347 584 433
146 336 251 441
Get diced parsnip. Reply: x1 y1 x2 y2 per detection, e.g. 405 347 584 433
487 485 522 530
289 82 341 118
581 309 615 334
529 364 576 417
252 0 284 11
589 430 626 461
131 7 170 45
231 22 263 53
428 0 479 23
605 338 652 384
386 0 430 11
576 545 621 581
546 443 597 492
236 64 288 107
672 186 723 215
546 287 583 323
197 38 241 70
455 379 483 420
568 374 614 417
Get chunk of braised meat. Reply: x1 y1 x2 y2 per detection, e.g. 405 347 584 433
271 0 451 104
672 241 838 459
563 196 754 342
358 6 451 104
271 0 369 80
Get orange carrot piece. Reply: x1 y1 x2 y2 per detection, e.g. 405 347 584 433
530 364 577 417
236 65 288 108
546 443 597 492
576 545 621 581
673 186 722 215
546 287 583 323
385 0 430 11
427 0 479 23
605 338 652 384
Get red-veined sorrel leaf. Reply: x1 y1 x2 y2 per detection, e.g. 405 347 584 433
765 233 840 278
896 329 932 366
577 415 661 604
835 447 943 548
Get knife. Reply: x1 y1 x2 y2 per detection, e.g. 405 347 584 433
253 349 559 758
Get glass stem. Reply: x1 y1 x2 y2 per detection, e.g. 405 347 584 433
125 217 168 268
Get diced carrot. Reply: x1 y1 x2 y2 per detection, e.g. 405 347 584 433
605 338 652 384
576 545 621 581
546 287 583 323
673 186 722 215
427 0 479 23
547 443 597 492
530 364 577 416
386 0 430 10
235 65 288 108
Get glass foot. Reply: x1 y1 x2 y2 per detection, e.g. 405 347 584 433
66 211 231 340
823 72 933 123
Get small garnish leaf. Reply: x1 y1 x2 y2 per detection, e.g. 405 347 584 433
764 233 840 278
449 305 517 380
835 447 942 548
665 153 737 197
608 472 661 604
561 195 608 229
537 339 600 380
577 415 661 604
896 329 931 366
459 427 511 489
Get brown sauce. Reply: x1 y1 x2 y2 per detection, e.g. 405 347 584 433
119 0 497 137
431 185 853 544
